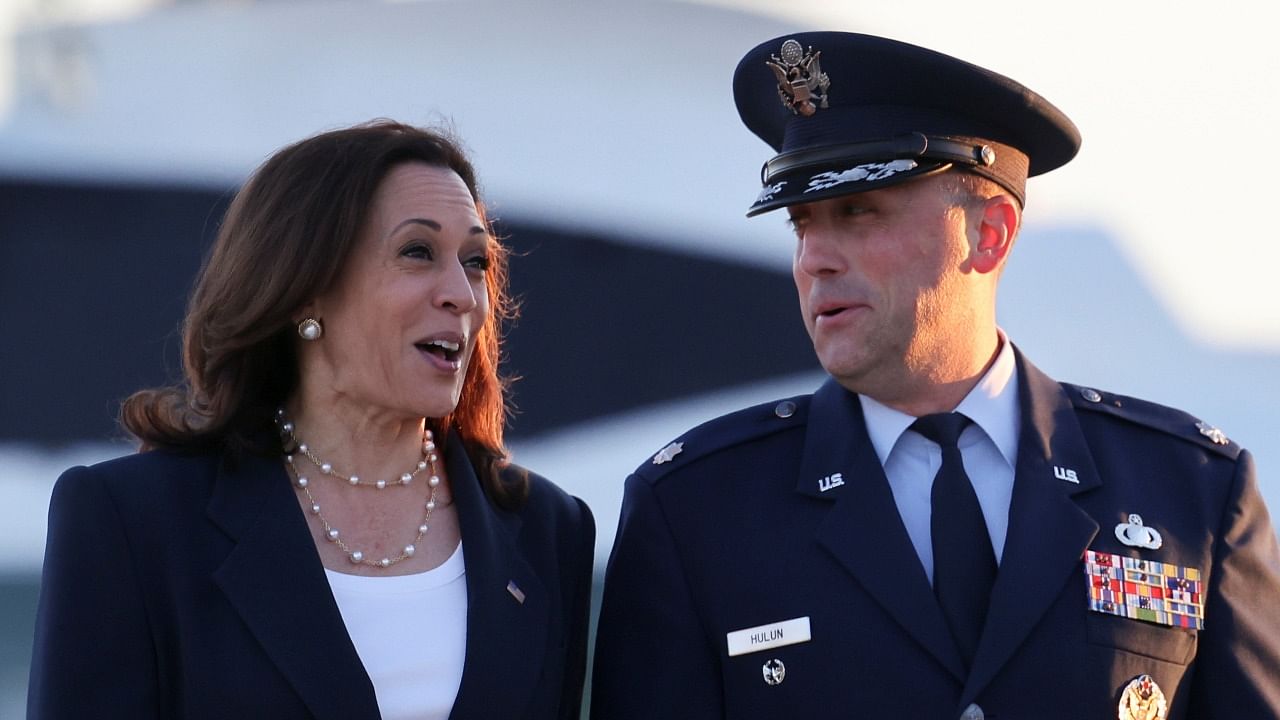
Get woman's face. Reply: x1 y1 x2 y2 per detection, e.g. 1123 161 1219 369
302 163 492 420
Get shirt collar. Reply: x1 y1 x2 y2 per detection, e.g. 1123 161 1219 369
858 331 1020 469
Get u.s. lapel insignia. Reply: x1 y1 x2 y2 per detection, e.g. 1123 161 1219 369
761 658 786 686
765 39 830 116
817 472 844 492
1115 514 1163 550
1195 421 1229 445
1118 674 1167 720
652 442 684 465
1084 550 1204 630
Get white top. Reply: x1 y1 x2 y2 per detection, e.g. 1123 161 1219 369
859 335 1021 585
325 542 468 720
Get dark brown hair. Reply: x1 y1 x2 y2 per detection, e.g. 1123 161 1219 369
121 120 525 508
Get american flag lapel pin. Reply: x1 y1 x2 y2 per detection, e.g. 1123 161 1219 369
506 580 526 604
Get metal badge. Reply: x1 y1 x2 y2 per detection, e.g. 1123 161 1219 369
1118 674 1167 720
1195 421 1229 445
766 39 830 116
652 441 684 465
761 658 786 686
1115 514 1163 550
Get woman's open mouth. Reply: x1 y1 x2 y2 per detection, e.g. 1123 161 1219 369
416 337 463 371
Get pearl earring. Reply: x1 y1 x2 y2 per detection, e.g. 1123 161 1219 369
297 318 323 341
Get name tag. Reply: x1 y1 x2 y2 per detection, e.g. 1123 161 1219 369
726 616 812 657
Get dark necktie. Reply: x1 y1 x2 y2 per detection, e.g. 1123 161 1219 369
911 412 997 669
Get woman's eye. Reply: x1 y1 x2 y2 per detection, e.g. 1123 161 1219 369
464 254 491 272
402 243 433 260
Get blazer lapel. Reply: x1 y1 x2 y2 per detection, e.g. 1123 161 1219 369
961 351 1101 703
446 433 550 720
207 450 379 720
801 379 967 682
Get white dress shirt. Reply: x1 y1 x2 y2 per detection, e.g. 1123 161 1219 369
858 335 1021 584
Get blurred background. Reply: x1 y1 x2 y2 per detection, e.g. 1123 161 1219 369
2 0 1277 714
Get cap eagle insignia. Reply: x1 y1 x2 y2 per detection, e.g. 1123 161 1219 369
766 39 830 116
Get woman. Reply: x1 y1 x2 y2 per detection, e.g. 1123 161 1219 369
27 121 595 720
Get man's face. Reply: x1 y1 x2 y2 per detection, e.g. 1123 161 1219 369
788 173 980 404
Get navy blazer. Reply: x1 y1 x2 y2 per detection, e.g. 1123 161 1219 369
592 350 1280 719
28 431 594 720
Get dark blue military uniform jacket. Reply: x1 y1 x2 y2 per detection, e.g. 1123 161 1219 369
28 431 595 720
592 350 1280 719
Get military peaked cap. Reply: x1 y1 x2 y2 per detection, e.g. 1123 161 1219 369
733 31 1081 215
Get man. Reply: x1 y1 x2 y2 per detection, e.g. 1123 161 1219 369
591 32 1280 720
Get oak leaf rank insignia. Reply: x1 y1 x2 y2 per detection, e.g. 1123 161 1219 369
652 442 684 465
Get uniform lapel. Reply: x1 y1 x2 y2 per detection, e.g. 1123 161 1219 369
801 379 967 682
961 351 1101 703
445 432 550 720
207 450 380 720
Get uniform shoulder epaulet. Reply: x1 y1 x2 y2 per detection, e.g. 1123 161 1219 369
632 394 811 483
1062 382 1242 460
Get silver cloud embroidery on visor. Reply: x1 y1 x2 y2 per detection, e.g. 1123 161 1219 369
756 181 787 203
805 159 918 192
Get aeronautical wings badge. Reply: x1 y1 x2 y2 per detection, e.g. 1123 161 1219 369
766 39 830 117
1115 514 1163 550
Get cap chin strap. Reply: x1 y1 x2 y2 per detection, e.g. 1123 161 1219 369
762 132 1005 182
761 132 1028 205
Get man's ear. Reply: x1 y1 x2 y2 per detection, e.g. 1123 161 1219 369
971 194 1020 275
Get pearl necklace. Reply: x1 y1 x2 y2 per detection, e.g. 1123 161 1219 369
275 411 441 569
276 409 435 489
